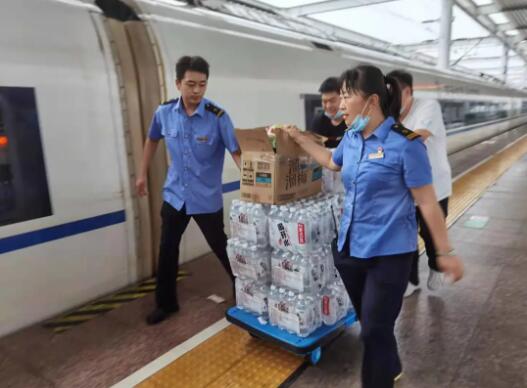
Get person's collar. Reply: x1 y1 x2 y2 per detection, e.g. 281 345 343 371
371 116 395 142
175 97 205 117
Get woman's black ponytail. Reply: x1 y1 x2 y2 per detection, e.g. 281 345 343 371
384 75 402 121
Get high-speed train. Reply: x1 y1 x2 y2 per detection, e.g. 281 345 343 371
1 0 526 336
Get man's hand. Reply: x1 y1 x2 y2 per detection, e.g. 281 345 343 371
136 176 148 197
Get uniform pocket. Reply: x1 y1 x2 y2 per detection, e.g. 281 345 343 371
163 127 179 138
193 133 217 161
362 160 401 196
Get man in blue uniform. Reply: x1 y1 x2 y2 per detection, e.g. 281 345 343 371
136 56 241 325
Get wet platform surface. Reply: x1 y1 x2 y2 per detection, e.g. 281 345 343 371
1 131 526 388
291 154 527 388
0 257 234 388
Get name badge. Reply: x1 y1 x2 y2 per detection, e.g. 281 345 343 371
196 135 209 143
368 146 384 160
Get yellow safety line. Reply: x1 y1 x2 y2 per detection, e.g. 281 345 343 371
447 135 527 226
48 314 99 324
417 134 527 253
137 325 303 388
138 135 527 388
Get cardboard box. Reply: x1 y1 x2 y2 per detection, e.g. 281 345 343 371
235 127 322 204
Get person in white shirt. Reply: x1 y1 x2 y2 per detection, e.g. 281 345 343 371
388 70 453 296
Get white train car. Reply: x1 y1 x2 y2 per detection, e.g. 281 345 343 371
0 0 525 336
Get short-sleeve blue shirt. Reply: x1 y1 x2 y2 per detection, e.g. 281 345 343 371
332 116 433 258
148 97 239 215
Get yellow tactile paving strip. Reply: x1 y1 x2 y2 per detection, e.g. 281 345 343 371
137 325 303 388
138 134 527 388
416 134 527 252
447 134 527 226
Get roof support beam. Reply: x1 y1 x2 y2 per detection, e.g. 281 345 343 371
454 0 527 65
285 0 396 17
502 44 509 82
438 0 453 69
478 4 527 15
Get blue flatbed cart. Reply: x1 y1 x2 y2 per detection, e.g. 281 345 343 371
226 306 357 365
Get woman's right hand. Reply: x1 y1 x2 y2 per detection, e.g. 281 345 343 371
284 125 302 143
437 254 464 282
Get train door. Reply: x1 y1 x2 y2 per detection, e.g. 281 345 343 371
95 0 167 278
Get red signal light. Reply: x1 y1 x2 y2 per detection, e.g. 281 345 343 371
0 136 8 148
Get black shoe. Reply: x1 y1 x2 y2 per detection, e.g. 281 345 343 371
146 306 179 325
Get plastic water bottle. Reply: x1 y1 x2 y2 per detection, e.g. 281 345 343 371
268 205 280 249
274 287 287 330
230 200 240 237
268 285 279 326
252 204 268 246
235 277 245 310
279 205 293 251
321 286 338 326
310 248 325 291
295 209 311 253
297 253 315 294
285 290 298 334
256 282 270 319
296 294 314 337
306 294 322 330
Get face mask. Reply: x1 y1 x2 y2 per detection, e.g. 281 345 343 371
347 98 371 134
324 110 344 121
400 104 406 114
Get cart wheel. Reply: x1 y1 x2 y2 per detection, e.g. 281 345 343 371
309 347 322 365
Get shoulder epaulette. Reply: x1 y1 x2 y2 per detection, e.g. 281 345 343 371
205 102 225 118
391 123 421 141
161 98 178 105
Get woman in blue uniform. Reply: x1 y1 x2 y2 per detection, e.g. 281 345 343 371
286 65 463 388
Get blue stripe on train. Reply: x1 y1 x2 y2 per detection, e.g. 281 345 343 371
0 182 243 254
0 210 126 255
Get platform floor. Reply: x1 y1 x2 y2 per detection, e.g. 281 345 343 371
1 130 526 388
292 155 527 388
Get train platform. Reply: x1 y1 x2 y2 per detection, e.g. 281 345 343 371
1 130 527 388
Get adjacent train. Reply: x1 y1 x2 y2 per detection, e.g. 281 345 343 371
1 0 526 336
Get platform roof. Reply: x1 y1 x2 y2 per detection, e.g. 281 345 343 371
247 0 527 89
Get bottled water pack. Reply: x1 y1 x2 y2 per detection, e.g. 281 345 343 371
227 238 271 282
228 192 353 338
268 193 338 253
230 200 269 245
235 278 269 317
270 247 335 294
267 285 322 337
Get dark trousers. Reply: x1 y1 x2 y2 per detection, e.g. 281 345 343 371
155 201 234 311
334 251 413 388
409 197 449 285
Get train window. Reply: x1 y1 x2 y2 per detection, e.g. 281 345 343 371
0 87 52 227
439 98 520 130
